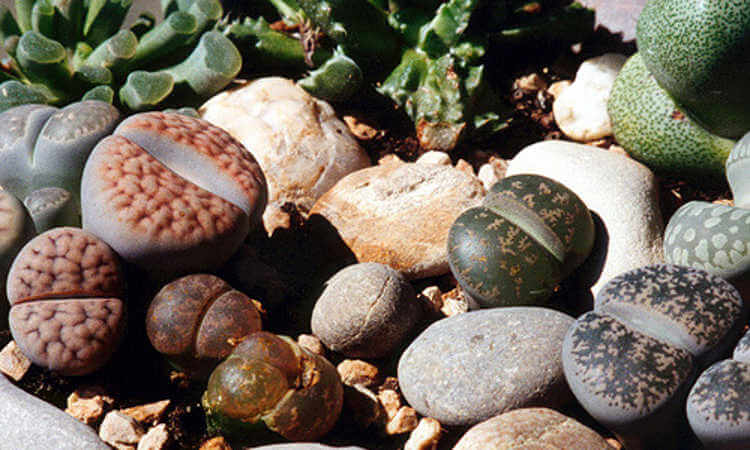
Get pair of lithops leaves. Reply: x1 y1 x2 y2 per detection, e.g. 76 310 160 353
448 174 595 307
664 136 750 296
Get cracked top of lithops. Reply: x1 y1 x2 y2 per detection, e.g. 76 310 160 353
7 227 124 305
595 264 744 358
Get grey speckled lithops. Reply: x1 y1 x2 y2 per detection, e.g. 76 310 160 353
0 190 36 328
686 329 750 449
23 187 78 233
7 227 126 375
0 101 120 221
727 132 750 208
563 264 746 449
448 174 594 307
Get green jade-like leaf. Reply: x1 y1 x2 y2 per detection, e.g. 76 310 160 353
298 47 362 102
74 64 112 87
84 29 137 73
128 11 197 68
71 41 93 68
119 70 174 110
15 0 34 33
161 31 241 98
15 31 72 100
129 12 156 38
30 0 55 37
49 0 85 46
0 5 21 42
82 84 114 103
185 0 222 37
0 80 51 111
83 0 132 48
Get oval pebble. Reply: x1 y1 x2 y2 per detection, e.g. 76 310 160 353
398 307 575 426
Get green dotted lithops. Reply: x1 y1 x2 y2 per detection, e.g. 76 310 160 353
448 174 594 307
563 264 746 449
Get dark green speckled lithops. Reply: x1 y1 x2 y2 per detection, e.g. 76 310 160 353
563 264 747 449
447 174 594 307
686 329 750 450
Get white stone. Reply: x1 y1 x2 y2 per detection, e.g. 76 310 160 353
99 411 144 450
506 141 664 296
477 163 501 191
137 424 169 450
200 77 371 234
404 417 442 450
416 151 451 166
553 53 628 142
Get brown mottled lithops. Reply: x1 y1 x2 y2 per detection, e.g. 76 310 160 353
7 227 126 375
81 112 267 278
146 274 262 379
686 329 750 450
311 262 422 359
202 331 343 442
563 264 746 448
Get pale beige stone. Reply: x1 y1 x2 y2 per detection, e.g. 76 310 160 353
99 411 144 450
416 151 451 166
378 389 402 420
200 77 370 235
121 400 170 425
200 436 232 450
454 159 474 176
515 73 548 92
419 286 443 314
440 288 479 317
548 80 571 99
386 406 419 435
65 388 114 425
337 360 379 387
297 334 326 356
405 417 442 450
310 161 485 279
0 341 31 381
477 164 501 191
137 424 169 450
379 154 403 165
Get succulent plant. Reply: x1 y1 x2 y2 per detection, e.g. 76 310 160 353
202 331 343 442
0 0 241 112
6 227 127 376
80 111 267 279
146 274 263 379
447 173 595 307
0 189 36 328
0 100 120 224
22 186 78 232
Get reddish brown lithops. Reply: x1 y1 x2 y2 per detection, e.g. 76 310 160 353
146 274 262 378
6 227 126 376
81 112 267 278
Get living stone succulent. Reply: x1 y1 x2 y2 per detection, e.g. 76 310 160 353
80 111 267 279
562 264 747 449
146 274 262 379
0 189 36 327
447 173 594 307
202 331 343 442
0 100 120 225
0 0 241 112
6 227 127 376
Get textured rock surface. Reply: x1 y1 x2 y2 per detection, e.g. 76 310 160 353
398 307 575 426
311 263 421 358
453 407 612 450
0 373 110 449
553 53 627 141
200 77 370 234
310 160 484 279
563 264 746 448
506 141 664 296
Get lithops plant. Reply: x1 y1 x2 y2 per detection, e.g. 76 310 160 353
562 264 747 449
0 100 120 222
202 331 343 442
22 187 78 233
146 274 262 379
727 131 750 208
0 190 36 326
6 227 127 376
0 0 241 112
447 173 595 307
686 329 750 450
80 111 267 279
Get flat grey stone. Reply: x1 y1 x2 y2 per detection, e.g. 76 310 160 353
0 374 109 449
506 141 664 296
398 307 575 426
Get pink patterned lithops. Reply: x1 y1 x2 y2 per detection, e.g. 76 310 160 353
81 112 267 277
6 227 126 376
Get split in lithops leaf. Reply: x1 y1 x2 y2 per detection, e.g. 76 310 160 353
0 0 241 112
448 173 594 307
202 331 343 443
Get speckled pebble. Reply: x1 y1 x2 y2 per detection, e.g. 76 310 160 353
398 307 575 426
733 329 750 363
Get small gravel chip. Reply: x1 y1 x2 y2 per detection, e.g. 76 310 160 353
0 341 31 381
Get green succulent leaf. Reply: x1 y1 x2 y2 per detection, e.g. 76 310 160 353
129 11 197 68
119 70 175 110
83 0 132 48
16 31 72 98
0 80 52 111
298 47 362 102
0 5 21 42
31 0 55 37
15 0 34 33
84 29 137 72
82 84 114 103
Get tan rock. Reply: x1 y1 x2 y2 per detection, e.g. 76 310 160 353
137 424 169 450
200 436 232 450
0 341 31 381
416 151 451 166
65 388 114 425
548 80 571 99
121 400 171 425
515 73 548 92
419 286 443 314
99 411 144 450
454 159 474 176
453 408 613 450
297 334 326 356
200 77 371 235
440 288 479 317
377 389 402 420
405 417 442 450
385 406 419 435
310 161 485 279
337 360 379 387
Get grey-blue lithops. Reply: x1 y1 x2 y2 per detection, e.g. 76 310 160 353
398 307 575 426
727 132 750 208
687 329 750 450
23 187 78 232
0 190 36 327
563 264 746 448
311 262 421 359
